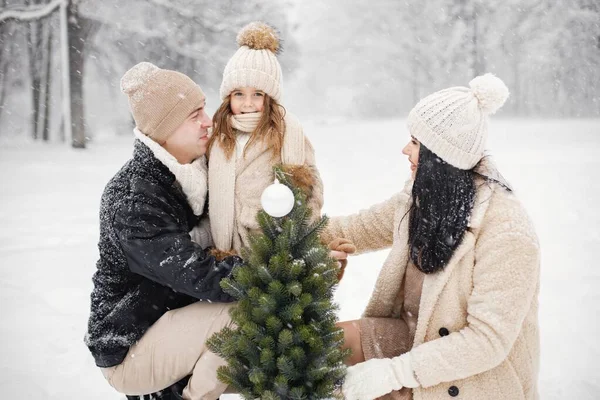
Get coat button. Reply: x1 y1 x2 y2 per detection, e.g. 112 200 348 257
448 386 459 397
439 327 450 337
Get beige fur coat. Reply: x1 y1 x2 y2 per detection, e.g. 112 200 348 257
322 179 540 400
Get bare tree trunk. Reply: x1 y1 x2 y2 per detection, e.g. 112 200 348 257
0 55 8 123
67 0 86 148
23 0 57 141
26 1 42 140
42 21 52 141
59 118 65 142
0 13 10 124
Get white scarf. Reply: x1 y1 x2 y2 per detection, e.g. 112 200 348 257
208 115 256 251
231 112 261 133
134 129 207 216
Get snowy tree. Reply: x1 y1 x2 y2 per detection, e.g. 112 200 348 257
1 0 59 141
1 0 598 142
291 0 600 118
78 0 298 136
0 0 297 143
0 1 15 123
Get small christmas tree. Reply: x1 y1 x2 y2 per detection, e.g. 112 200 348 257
207 166 349 400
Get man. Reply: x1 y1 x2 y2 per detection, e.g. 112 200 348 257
84 62 239 400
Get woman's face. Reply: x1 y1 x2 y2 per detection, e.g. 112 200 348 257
402 136 420 179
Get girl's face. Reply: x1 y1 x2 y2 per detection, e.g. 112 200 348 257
402 136 420 179
230 87 265 115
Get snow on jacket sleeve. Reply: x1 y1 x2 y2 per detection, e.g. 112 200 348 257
113 200 239 303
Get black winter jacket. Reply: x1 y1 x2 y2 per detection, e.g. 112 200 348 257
85 140 238 368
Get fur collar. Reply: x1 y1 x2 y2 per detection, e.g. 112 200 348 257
474 156 512 191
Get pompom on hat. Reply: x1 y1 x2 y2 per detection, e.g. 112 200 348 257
121 62 205 144
407 73 509 170
220 22 283 101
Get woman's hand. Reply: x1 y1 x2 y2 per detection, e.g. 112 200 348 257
328 238 356 281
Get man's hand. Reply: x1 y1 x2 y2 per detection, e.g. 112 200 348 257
220 255 243 272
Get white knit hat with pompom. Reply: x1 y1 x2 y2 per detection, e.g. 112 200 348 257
407 73 509 170
220 22 283 101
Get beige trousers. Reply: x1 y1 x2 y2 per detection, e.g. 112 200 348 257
101 301 233 400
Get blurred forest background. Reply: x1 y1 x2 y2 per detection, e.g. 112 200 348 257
1 0 599 147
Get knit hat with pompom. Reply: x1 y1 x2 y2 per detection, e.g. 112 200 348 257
121 62 205 144
407 73 509 170
220 22 283 101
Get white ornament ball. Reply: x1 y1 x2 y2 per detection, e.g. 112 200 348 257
261 181 294 217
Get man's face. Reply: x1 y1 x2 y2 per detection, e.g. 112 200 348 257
163 102 211 164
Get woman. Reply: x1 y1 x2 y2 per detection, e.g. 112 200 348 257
323 74 540 399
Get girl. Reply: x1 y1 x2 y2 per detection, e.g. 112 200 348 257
323 74 540 400
208 22 324 256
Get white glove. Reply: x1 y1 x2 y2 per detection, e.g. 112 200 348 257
342 353 419 400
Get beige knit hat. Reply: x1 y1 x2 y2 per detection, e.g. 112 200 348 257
220 22 283 101
121 62 205 144
407 73 509 170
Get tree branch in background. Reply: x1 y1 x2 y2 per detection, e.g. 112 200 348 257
0 0 63 22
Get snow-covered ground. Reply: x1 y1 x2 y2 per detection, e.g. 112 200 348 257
0 118 598 399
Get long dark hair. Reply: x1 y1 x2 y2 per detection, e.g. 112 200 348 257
408 145 476 274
